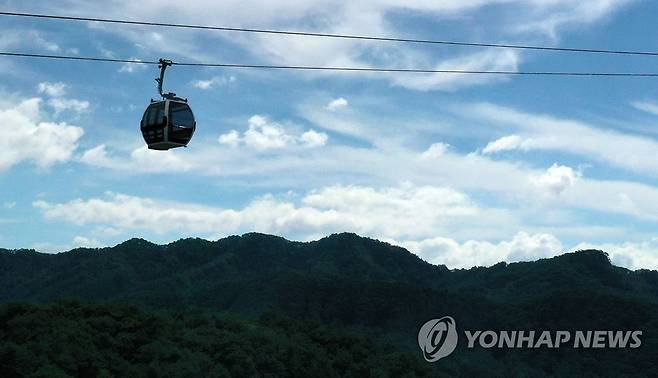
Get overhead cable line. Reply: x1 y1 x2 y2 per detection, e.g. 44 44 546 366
2 51 658 77
0 52 159 65
2 10 658 57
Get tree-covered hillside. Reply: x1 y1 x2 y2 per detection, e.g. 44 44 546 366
1 233 657 376
0 301 430 378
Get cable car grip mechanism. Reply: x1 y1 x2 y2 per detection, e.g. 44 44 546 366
155 58 186 102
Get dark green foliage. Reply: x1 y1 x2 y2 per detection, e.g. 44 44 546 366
1 234 657 376
0 301 431 378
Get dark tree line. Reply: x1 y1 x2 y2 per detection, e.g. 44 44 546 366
1 233 657 376
0 301 431 378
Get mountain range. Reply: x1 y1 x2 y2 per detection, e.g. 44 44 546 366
1 233 657 376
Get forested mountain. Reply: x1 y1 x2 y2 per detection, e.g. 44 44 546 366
0 301 430 378
1 233 657 376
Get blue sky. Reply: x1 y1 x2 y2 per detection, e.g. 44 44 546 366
2 0 658 269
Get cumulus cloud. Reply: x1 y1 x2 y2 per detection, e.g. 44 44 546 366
243 115 294 149
532 164 579 195
192 75 236 90
33 183 482 241
0 98 83 171
31 179 658 269
217 130 241 148
32 183 587 269
326 98 348 111
37 82 67 97
37 81 90 115
219 115 328 150
67 93 658 232
47 98 90 115
300 130 329 148
401 232 563 269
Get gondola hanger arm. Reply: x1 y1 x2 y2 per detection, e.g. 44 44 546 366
156 58 176 99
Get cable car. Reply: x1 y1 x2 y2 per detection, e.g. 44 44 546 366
141 59 196 150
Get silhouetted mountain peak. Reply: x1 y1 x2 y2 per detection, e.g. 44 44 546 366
237 232 294 245
115 237 157 248
164 237 212 248
553 249 613 270
321 232 366 241
314 232 406 254
572 249 611 261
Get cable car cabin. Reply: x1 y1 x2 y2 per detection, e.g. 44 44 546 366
141 100 196 150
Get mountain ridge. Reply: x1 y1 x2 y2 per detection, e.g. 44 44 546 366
1 232 643 273
1 232 657 376
2 232 657 315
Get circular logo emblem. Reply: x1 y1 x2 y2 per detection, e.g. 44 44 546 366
418 316 458 362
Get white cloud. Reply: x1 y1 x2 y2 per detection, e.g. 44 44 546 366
40 184 637 269
219 115 328 150
48 98 90 115
34 35 60 52
391 49 520 91
37 81 90 115
44 0 629 92
32 236 105 254
79 144 117 168
532 164 579 195
243 115 294 149
0 98 83 171
300 130 328 148
29 186 658 268
401 232 563 269
72 236 104 249
31 175 658 270
482 135 524 154
73 97 658 230
421 143 450 159
326 98 348 111
192 75 236 90
4 202 16 209
512 0 631 40
631 101 658 116
566 179 658 222
79 144 193 173
129 146 194 172
473 103 658 176
2 30 62 54
33 183 485 241
80 124 658 226
573 240 658 271
118 59 147 73
218 130 241 148
37 82 67 97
